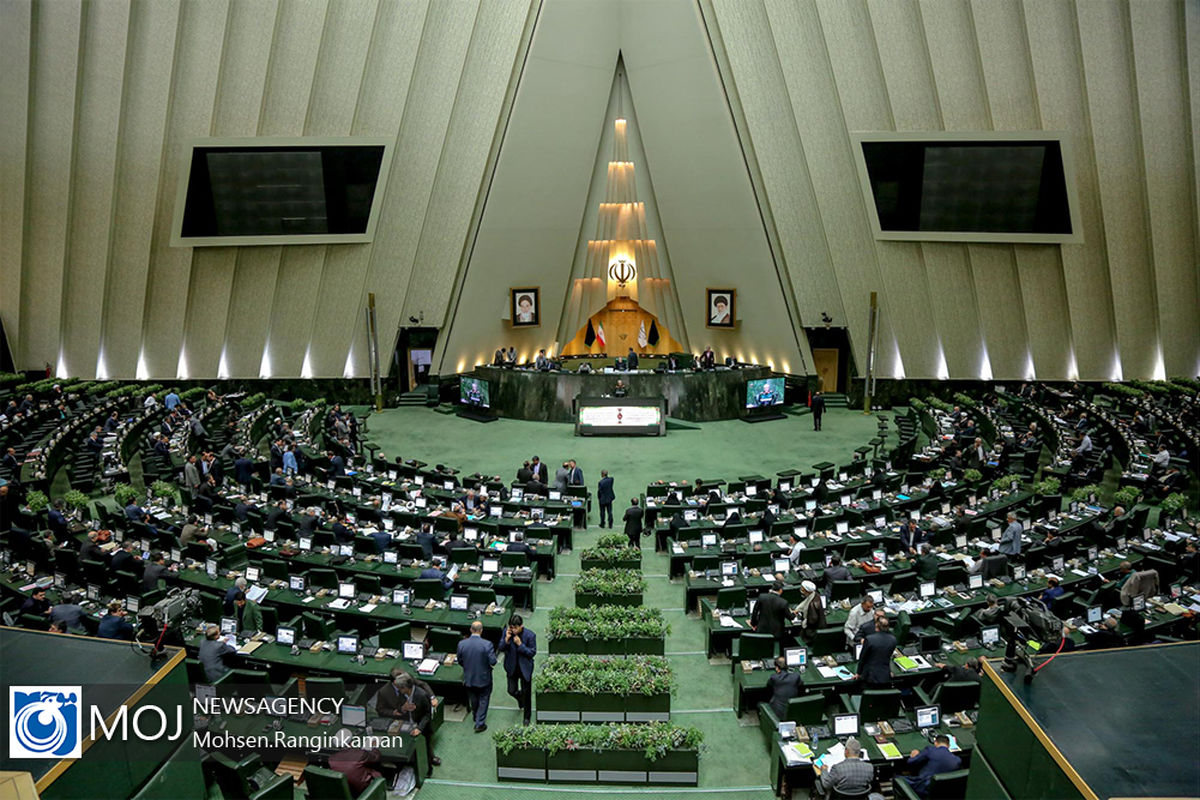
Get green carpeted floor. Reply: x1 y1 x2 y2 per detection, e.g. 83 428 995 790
363 407 884 800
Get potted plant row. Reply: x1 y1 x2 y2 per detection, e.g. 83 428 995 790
579 533 642 570
494 721 702 785
548 606 668 655
573 568 646 608
534 655 674 723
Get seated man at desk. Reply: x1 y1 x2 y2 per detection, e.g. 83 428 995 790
903 735 961 797
199 624 236 682
823 555 852 586
612 380 628 398
814 737 874 799
328 731 385 795
767 655 804 718
420 556 454 590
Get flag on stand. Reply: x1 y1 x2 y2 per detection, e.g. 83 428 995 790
596 322 607 349
647 320 660 346
584 320 596 347
637 320 648 348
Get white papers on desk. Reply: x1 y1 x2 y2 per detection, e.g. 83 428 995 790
817 665 854 681
718 615 743 629
246 585 269 604
1070 568 1088 577
672 544 684 554
417 658 439 675
814 743 846 770
359 603 377 613
327 598 351 610
782 742 814 765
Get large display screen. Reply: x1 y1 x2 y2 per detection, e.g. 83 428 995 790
745 377 785 409
172 138 391 246
576 398 665 436
460 378 490 409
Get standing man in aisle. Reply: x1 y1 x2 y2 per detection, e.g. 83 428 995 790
597 470 615 528
456 621 496 733
498 614 537 725
811 390 826 431
623 497 645 549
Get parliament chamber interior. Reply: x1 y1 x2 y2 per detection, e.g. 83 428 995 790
1 1 1198 800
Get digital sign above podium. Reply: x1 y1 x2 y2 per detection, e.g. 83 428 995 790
575 397 666 436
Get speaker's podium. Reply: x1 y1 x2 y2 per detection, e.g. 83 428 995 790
0 627 198 800
969 642 1199 800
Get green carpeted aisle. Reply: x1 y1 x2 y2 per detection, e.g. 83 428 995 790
365 407 883 799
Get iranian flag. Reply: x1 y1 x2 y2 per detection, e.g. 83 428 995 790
596 322 607 348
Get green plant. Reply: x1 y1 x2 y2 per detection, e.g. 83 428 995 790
1129 380 1170 396
1112 486 1141 509
180 387 207 404
909 398 927 411
240 392 268 410
548 606 669 640
534 655 675 697
952 392 974 407
1101 382 1144 398
492 722 702 761
573 568 646 596
113 483 139 507
62 489 90 511
1161 493 1188 515
1069 484 1102 502
926 396 953 412
1032 477 1061 496
150 480 180 503
990 474 1022 493
24 490 49 513
1169 376 1200 392
579 536 641 564
962 468 983 484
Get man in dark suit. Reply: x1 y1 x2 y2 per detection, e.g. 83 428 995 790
811 391 826 431
497 614 537 725
567 460 584 487
597 470 615 528
750 581 795 638
857 617 897 687
766 656 804 718
626 348 639 370
373 670 436 767
623 497 644 549
904 735 962 797
456 621 496 732
142 552 172 591
516 461 533 483
530 457 549 484
699 346 715 369
233 451 254 489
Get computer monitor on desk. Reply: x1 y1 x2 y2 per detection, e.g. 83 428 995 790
220 618 237 636
392 588 411 606
980 625 1001 648
721 561 737 577
702 533 718 547
276 627 295 646
920 581 936 598
785 647 807 667
338 582 355 599
402 641 426 661
968 573 983 589
450 594 469 611
290 575 306 593
916 705 940 730
833 713 860 738
867 589 884 604
337 635 359 655
1086 606 1102 624
749 530 763 544
774 558 791 573
341 705 367 728
482 557 500 573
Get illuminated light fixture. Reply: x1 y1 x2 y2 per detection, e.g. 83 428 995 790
300 348 314 379
456 359 466 373
1025 351 1036 381
259 344 272 378
95 348 109 380
979 347 993 382
935 347 950 380
55 351 66 379
138 348 151 380
892 341 906 379
342 346 356 379
217 348 231 379
1066 349 1079 381
1152 348 1165 381
1110 350 1123 382
608 257 636 288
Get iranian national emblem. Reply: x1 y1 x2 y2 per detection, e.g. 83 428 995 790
608 258 636 288
9 687 81 758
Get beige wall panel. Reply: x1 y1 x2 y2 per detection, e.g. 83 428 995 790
257 0 326 136
920 0 990 130
59 0 130 378
819 0 940 378
622 0 803 372
265 246 327 376
139 0 229 377
296 0 380 376
401 0 532 328
434 0 617 374
222 247 281 377
1076 1 1158 380
710 0 842 328
1013 245 1071 379
967 245 1029 380
18 0 82 369
972 0 1071 379
99 0 180 379
181 0 277 378
867 0 939 132
1130 0 1198 377
0 2 32 359
764 0 900 377
920 246 983 378
1023 0 1116 380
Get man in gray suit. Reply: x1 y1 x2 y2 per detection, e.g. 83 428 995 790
553 463 569 492
999 513 1023 557
199 624 236 682
456 621 497 732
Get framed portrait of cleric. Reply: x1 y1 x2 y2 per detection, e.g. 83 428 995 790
706 289 735 328
510 288 540 328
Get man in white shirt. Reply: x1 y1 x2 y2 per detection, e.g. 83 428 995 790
1151 445 1170 471
843 596 875 648
1073 433 1093 457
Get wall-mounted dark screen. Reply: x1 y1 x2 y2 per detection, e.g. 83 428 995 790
179 145 386 238
860 140 1071 235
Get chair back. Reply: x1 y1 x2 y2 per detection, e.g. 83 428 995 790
692 554 719 572
500 551 529 569
412 578 446 601
808 626 845 657
716 586 747 610
738 632 775 661
785 694 825 725
468 587 498 607
928 768 970 800
888 571 918 595
378 622 412 650
830 579 862 602
932 681 980 715
426 626 461 655
857 688 902 721
304 676 346 704
302 765 354 800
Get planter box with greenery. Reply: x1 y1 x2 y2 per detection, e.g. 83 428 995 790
493 722 702 785
580 534 642 570
548 606 669 655
573 569 645 608
533 655 674 724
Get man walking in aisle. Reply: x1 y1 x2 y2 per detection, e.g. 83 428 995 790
597 470 615 528
456 621 496 732
498 614 537 725
811 390 826 431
